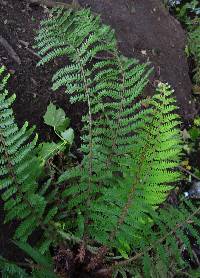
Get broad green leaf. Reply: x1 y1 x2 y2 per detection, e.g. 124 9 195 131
43 103 70 131
61 128 74 145
56 118 70 132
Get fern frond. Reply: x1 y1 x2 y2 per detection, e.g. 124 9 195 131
89 82 182 249
110 199 200 278
0 67 61 246
0 256 28 278
0 242 58 278
0 66 45 241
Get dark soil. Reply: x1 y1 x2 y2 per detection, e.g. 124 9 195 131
80 0 196 120
0 0 198 275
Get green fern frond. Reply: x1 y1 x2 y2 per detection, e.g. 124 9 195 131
88 82 182 249
0 66 45 241
0 66 60 246
0 242 58 278
148 200 200 273
111 199 200 278
0 256 28 278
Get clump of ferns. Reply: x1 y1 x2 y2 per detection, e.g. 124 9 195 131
34 7 183 249
0 7 200 278
31 6 200 273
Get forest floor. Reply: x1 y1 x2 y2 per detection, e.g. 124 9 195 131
0 0 199 276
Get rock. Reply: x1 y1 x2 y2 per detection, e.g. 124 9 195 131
80 0 196 119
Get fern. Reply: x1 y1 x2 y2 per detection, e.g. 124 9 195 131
35 8 182 249
0 5 199 277
110 199 200 278
0 256 28 278
15 241 58 278
88 82 182 250
0 242 57 278
0 66 65 250
35 8 151 226
0 66 46 242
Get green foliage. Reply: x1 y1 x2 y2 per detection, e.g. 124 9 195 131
0 66 70 251
188 23 200 85
112 199 200 278
15 241 57 278
0 67 70 276
0 65 44 242
169 0 200 85
38 102 74 164
0 256 28 278
88 82 182 251
43 102 70 132
188 267 200 278
37 141 65 163
172 0 200 85
35 9 151 238
174 0 200 22
188 117 200 141
0 242 57 278
43 102 74 144
1 6 200 278
35 7 182 252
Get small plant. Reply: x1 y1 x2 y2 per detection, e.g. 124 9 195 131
38 102 74 165
168 0 200 85
170 0 200 20
0 7 200 277
188 22 200 85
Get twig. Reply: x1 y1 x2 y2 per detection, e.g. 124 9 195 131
0 36 21 65
28 0 81 9
178 165 200 181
